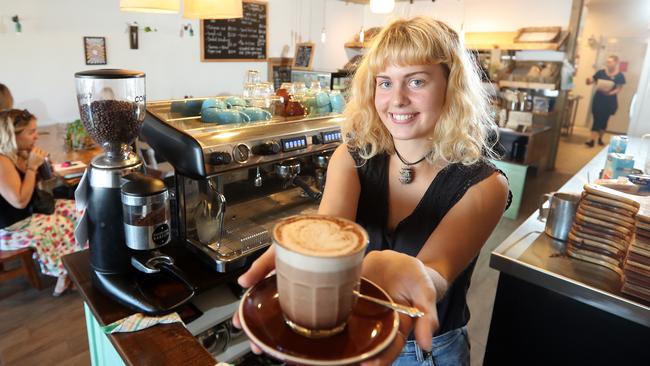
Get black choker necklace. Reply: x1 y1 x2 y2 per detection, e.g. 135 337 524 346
394 149 427 184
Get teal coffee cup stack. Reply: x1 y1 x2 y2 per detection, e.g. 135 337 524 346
241 107 272 122
201 108 251 124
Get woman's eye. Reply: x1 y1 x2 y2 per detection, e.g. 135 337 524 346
409 79 425 88
377 80 391 89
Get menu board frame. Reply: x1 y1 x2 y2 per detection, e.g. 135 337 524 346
200 0 268 62
293 42 315 70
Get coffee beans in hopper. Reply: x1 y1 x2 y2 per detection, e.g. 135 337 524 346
79 100 143 147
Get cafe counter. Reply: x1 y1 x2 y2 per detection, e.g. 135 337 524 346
484 138 650 364
63 245 247 366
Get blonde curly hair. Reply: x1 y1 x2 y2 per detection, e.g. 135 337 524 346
344 17 497 165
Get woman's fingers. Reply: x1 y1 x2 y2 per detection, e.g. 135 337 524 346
237 245 276 288
231 310 242 329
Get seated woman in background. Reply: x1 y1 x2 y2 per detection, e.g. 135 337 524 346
0 83 13 110
0 109 83 296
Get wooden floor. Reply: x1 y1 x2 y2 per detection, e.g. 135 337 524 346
0 127 603 366
0 276 89 365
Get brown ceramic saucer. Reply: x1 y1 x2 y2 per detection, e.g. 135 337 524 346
238 275 399 366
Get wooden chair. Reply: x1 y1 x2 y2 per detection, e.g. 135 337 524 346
0 248 43 289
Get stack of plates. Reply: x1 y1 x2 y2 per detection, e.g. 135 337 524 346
567 184 640 276
622 210 650 302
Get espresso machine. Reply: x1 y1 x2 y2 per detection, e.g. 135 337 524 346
141 98 343 272
75 69 194 314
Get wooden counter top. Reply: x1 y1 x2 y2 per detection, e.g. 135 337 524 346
37 124 101 166
62 244 249 366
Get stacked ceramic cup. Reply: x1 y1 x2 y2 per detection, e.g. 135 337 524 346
566 184 639 276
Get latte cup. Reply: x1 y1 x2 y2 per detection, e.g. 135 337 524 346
273 214 369 338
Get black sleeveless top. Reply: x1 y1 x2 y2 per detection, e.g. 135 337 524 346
352 151 511 335
0 169 33 229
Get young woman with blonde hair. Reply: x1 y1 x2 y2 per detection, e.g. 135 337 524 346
0 109 83 296
234 17 510 365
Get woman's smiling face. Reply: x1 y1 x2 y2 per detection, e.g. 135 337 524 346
374 63 448 143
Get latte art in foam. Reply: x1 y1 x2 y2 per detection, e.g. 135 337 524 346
274 215 367 257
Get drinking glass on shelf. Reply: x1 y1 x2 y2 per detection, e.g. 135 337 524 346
309 81 322 93
245 69 260 84
292 82 307 99
243 83 256 98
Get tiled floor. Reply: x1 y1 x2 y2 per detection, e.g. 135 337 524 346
0 127 603 366
466 126 603 365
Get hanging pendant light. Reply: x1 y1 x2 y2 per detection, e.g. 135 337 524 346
119 0 180 14
184 0 243 19
369 0 395 14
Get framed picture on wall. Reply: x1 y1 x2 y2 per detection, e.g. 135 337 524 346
84 36 107 65
293 42 315 70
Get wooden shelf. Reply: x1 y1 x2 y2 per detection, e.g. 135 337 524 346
465 31 569 51
344 41 369 49
498 80 557 90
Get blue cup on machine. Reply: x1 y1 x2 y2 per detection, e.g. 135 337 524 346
225 96 247 108
171 99 204 116
329 91 346 113
241 107 272 122
202 98 228 110
201 108 251 124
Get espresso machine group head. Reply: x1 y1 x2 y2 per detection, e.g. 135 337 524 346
75 69 193 314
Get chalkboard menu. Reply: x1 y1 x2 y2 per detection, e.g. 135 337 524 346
200 0 267 61
268 57 292 90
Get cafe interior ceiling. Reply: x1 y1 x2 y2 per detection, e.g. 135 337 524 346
119 0 244 19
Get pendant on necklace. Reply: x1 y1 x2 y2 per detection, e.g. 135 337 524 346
399 165 414 184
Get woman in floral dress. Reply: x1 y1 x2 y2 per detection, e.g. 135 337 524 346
0 109 83 296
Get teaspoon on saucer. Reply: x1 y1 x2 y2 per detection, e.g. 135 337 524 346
353 290 424 318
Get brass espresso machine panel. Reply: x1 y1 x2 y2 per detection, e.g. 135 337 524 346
141 99 343 271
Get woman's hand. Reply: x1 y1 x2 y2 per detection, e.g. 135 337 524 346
360 250 440 366
231 245 276 354
26 147 47 171
586 77 593 85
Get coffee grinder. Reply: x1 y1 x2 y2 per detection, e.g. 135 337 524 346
75 69 194 314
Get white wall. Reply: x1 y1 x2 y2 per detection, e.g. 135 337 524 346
572 0 650 131
628 37 650 137
1 0 571 125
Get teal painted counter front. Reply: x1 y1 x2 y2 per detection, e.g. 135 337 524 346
84 304 125 366
490 159 528 220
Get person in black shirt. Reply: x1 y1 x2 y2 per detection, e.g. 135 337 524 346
234 17 510 366
585 55 626 147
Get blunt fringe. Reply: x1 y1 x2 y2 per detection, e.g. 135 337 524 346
344 17 497 166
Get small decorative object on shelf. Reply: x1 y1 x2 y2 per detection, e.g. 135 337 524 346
180 23 194 37
64 119 95 151
11 15 22 34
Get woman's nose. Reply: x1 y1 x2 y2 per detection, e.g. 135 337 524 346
391 85 409 107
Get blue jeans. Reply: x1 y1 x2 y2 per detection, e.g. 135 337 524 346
392 327 470 366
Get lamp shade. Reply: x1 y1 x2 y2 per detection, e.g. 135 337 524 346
184 0 243 19
369 0 395 14
120 0 180 13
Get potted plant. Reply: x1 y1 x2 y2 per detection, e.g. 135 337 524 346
65 119 93 151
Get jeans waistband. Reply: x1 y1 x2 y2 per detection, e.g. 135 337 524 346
401 327 466 362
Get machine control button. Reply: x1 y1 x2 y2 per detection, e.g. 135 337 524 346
207 151 232 165
251 140 281 155
232 144 250 163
